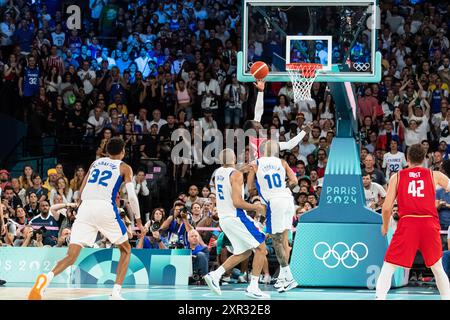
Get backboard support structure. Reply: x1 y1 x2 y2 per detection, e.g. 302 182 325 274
238 0 381 83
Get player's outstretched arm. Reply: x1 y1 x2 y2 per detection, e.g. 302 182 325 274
381 173 399 236
122 163 145 234
279 123 312 151
253 80 265 122
230 170 265 215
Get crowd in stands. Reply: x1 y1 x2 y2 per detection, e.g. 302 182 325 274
0 0 450 283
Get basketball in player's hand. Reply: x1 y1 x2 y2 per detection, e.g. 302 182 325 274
250 61 269 80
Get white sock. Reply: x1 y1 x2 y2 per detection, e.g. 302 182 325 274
112 284 122 296
375 262 396 300
213 266 226 279
278 267 286 280
430 259 450 300
249 275 259 289
281 266 293 281
47 272 54 283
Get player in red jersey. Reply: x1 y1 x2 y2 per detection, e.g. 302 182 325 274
376 144 450 300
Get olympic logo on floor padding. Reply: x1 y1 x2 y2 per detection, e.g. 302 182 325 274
313 242 369 269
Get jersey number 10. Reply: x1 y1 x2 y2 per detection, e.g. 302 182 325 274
264 173 282 189
407 180 424 198
88 169 113 187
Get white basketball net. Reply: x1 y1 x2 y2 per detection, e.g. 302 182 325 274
286 63 322 102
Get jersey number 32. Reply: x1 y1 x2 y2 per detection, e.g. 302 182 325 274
88 169 113 187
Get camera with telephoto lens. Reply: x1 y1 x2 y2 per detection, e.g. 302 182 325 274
146 221 161 236
180 206 188 219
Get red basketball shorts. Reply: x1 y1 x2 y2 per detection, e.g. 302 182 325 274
384 216 442 268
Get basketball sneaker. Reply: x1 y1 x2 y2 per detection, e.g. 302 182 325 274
277 278 298 293
273 277 284 289
245 286 271 299
28 274 49 300
204 273 222 296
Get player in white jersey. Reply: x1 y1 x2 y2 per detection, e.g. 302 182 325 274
382 140 407 179
28 138 145 300
247 140 299 292
204 149 269 299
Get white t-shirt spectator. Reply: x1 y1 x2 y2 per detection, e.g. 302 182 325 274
87 115 106 136
296 99 316 123
135 56 152 78
77 69 96 94
199 117 218 131
273 105 291 123
198 79 221 110
404 128 422 147
364 182 387 211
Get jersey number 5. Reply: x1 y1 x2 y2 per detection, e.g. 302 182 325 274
88 169 113 187
407 180 424 198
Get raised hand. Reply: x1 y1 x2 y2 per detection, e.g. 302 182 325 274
253 79 265 92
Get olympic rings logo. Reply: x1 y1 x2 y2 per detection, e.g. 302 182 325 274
353 62 371 72
313 242 369 269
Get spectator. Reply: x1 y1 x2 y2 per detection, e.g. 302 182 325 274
382 140 407 179
188 229 210 279
362 172 386 213
223 74 247 129
11 178 26 206
185 185 200 210
24 192 40 219
49 177 73 205
29 201 59 246
163 201 191 248
27 174 49 202
2 185 22 214
363 154 387 188
198 71 220 116
43 168 58 192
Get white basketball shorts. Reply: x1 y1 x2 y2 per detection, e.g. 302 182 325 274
265 196 295 234
70 200 128 247
219 210 266 255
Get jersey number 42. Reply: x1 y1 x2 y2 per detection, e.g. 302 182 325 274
407 180 424 198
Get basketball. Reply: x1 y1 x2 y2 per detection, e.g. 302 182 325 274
250 61 269 80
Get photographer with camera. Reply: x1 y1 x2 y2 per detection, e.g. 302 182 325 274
136 209 168 249
56 228 72 247
162 201 192 249
14 225 44 247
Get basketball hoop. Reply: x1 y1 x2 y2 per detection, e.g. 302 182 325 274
286 63 323 102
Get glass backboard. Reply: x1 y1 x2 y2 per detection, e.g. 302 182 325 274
238 0 381 83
